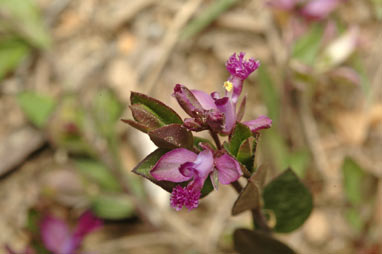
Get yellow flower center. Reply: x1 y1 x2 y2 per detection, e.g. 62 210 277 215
223 81 233 92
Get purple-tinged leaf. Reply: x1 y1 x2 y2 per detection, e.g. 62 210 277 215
40 215 74 254
234 228 296 254
149 124 193 150
121 118 150 133
183 118 206 131
243 115 272 133
173 84 205 118
130 92 183 125
232 165 267 215
130 104 164 129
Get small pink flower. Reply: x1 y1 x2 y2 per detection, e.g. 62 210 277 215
40 211 102 254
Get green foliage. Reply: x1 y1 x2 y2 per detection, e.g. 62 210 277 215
181 0 239 40
342 157 365 205
225 122 252 157
0 37 29 80
193 136 215 151
93 89 123 137
73 158 121 192
234 228 296 254
292 24 324 66
0 0 50 48
263 169 313 233
130 92 183 125
16 91 56 127
257 64 280 125
91 194 134 220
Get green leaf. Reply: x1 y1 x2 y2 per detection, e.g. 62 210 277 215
73 158 121 192
17 91 56 127
263 168 313 233
226 122 252 157
345 207 363 232
0 37 30 80
0 0 50 48
93 89 123 137
292 23 324 66
130 92 183 125
193 136 215 151
257 64 280 125
181 0 239 40
91 194 134 220
148 124 193 149
236 137 257 172
234 228 296 254
342 157 364 205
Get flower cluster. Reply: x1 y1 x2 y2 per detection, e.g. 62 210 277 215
124 52 272 211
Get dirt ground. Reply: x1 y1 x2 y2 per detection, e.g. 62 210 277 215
0 0 381 253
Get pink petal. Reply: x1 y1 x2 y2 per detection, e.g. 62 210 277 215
215 97 236 134
191 90 217 110
40 215 75 254
73 211 102 247
215 153 242 184
243 115 272 133
151 148 197 182
179 149 214 191
301 0 341 20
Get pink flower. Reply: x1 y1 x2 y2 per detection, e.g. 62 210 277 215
40 211 102 254
150 148 242 210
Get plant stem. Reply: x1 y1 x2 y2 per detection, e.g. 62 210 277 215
231 180 243 193
252 208 272 233
209 129 222 150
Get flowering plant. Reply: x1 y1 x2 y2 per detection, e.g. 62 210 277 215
123 52 313 253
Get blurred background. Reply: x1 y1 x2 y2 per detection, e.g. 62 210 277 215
0 0 381 253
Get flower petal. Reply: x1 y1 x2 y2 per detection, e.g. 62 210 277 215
215 153 242 184
179 149 214 191
215 97 236 134
301 0 341 20
243 115 272 133
40 215 75 254
173 84 204 118
73 211 102 247
191 89 217 110
151 148 197 182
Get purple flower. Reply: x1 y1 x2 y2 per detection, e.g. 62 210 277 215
41 211 102 254
301 0 342 20
151 148 242 211
243 115 273 133
225 52 260 104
